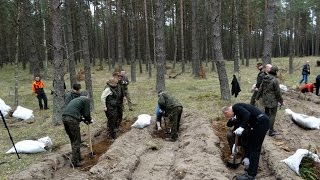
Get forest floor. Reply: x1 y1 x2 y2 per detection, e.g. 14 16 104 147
7 89 320 180
1 57 320 179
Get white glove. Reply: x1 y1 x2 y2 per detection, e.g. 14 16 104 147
234 127 244 136
242 157 250 169
232 144 236 154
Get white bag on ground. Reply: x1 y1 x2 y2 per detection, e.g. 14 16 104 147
37 136 53 150
285 109 320 129
281 149 320 176
131 114 151 129
0 98 11 117
279 84 288 92
12 105 34 120
6 140 46 154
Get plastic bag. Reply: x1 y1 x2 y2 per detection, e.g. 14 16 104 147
281 149 320 176
6 140 46 154
0 98 11 117
279 84 288 92
37 136 53 150
131 114 151 129
285 109 320 129
12 106 34 120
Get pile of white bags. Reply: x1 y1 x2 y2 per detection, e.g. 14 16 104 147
285 109 320 129
0 98 12 117
131 114 151 129
6 136 53 154
12 105 34 120
279 84 288 92
281 149 320 176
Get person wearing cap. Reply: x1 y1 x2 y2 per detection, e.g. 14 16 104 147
64 83 82 106
119 70 134 111
250 63 265 106
256 66 283 137
158 91 183 142
222 103 269 180
300 60 310 84
62 92 92 167
101 73 124 140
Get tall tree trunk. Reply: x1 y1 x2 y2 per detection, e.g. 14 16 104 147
129 0 136 82
116 0 123 69
172 3 178 70
288 0 294 74
14 2 21 107
245 0 250 67
180 0 185 73
51 0 65 125
262 0 275 65
66 0 77 87
144 0 152 77
155 0 165 92
79 0 94 110
106 0 113 70
211 0 231 100
233 0 240 75
315 1 320 56
137 12 143 74
191 0 200 77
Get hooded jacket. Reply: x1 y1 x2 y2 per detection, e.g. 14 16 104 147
256 74 283 108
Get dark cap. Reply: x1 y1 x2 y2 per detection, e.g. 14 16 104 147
256 63 263 67
80 90 88 97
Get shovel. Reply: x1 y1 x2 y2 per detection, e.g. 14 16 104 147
227 135 241 169
87 124 94 159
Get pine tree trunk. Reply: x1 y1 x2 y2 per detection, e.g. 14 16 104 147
116 0 123 69
14 3 21 107
144 0 152 77
129 0 136 82
315 2 320 56
51 0 65 125
262 0 275 64
79 0 94 110
107 0 113 70
288 0 294 74
155 0 165 92
192 0 200 77
211 0 231 101
180 0 185 73
233 0 240 74
245 0 250 67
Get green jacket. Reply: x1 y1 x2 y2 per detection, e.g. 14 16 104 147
158 92 182 115
256 74 283 108
64 91 80 106
63 96 91 122
106 84 124 108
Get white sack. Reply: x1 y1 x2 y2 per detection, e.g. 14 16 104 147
0 98 11 117
6 140 46 154
37 136 53 150
281 149 320 176
285 108 320 129
279 84 288 92
12 105 34 120
131 114 151 129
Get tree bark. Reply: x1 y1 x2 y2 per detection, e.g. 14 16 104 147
191 0 200 77
116 0 124 69
144 0 152 77
155 0 165 92
129 0 136 82
211 0 231 101
288 0 294 74
262 0 275 65
14 2 21 107
180 0 185 73
51 0 65 125
233 0 240 74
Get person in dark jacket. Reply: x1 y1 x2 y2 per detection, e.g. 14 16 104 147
64 83 81 106
299 61 310 84
32 76 49 110
256 66 284 137
250 63 265 105
222 103 270 180
62 93 92 167
101 76 124 140
231 75 241 98
315 75 320 96
226 116 248 155
119 70 134 111
158 91 183 142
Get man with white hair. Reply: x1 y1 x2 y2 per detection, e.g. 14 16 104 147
222 103 269 180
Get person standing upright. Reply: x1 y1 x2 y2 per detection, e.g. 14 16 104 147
250 63 265 106
158 91 183 142
315 74 320 96
32 76 49 110
300 60 310 84
256 66 284 137
119 70 134 111
65 83 81 105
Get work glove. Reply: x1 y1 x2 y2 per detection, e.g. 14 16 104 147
242 157 250 169
232 144 237 154
234 127 244 136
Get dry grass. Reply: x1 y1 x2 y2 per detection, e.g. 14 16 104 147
0 57 320 179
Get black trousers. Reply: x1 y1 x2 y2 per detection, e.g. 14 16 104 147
105 106 123 139
168 106 183 140
246 115 269 177
37 93 48 109
62 116 81 164
316 80 320 96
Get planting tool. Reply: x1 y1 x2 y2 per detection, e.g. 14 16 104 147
227 135 241 169
87 124 94 159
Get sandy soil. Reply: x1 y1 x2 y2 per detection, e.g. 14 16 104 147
8 90 320 180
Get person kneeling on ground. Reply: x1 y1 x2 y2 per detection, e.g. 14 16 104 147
299 83 315 93
222 103 269 180
226 115 248 156
62 91 92 167
158 91 183 142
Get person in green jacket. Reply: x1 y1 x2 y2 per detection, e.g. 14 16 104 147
64 83 81 106
158 91 183 142
62 92 92 167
